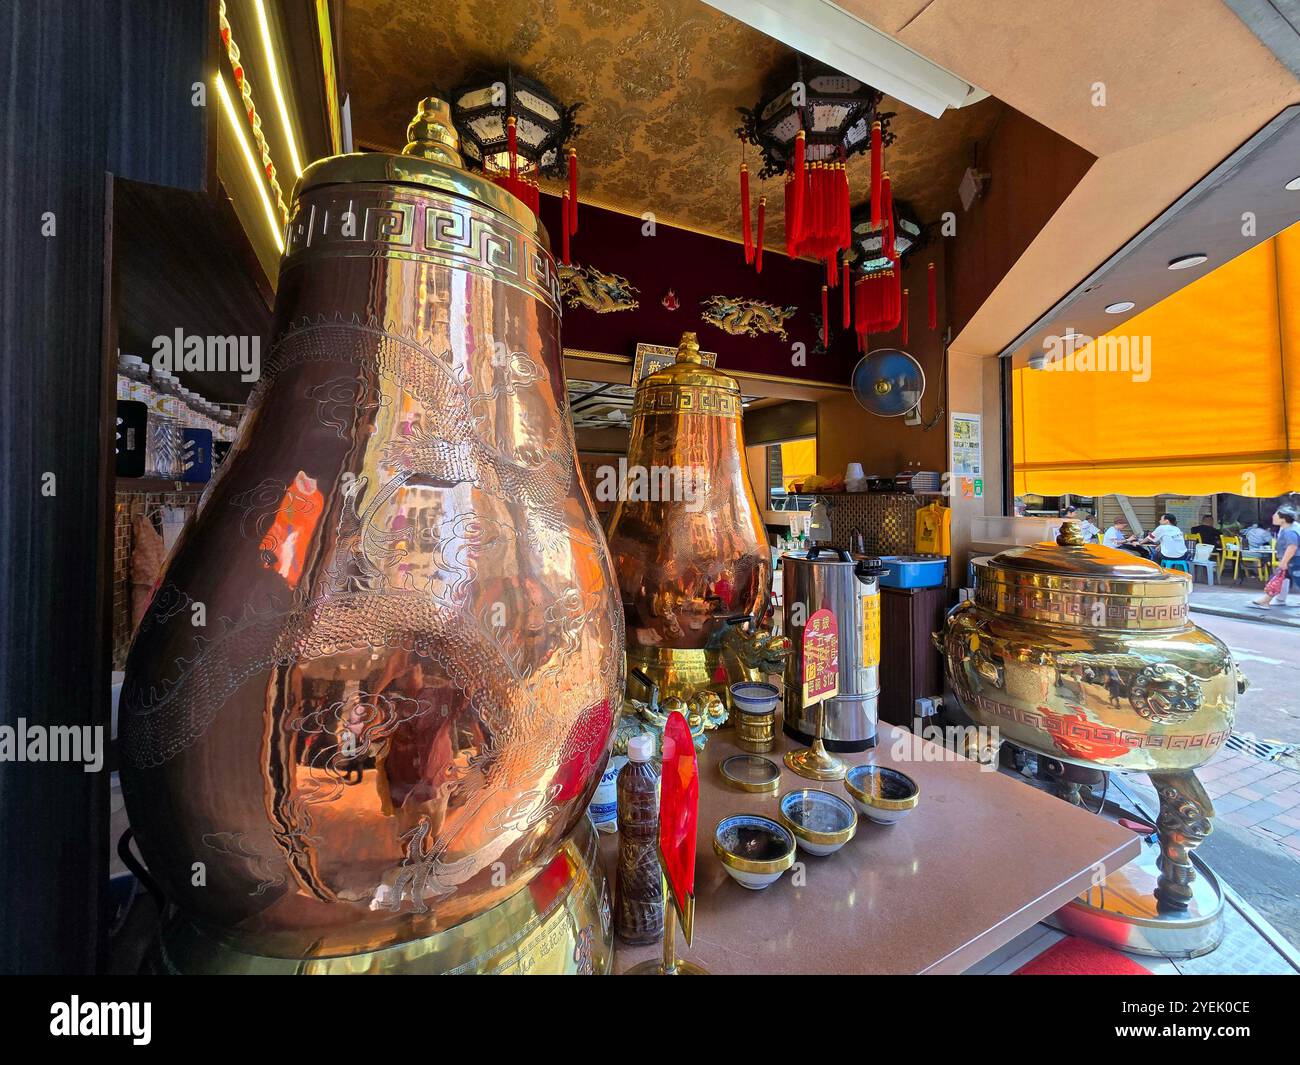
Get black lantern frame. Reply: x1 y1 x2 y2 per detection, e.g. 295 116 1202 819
450 70 582 180
848 198 928 271
736 58 895 180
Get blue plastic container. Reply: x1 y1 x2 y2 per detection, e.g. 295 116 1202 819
877 554 947 588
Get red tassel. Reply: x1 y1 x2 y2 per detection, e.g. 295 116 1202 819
756 196 766 273
821 285 829 347
882 173 895 260
561 191 570 264
568 148 578 236
870 121 882 226
902 288 909 346
792 130 805 243
740 162 752 264
842 261 850 330
842 163 851 251
854 264 902 338
507 117 518 182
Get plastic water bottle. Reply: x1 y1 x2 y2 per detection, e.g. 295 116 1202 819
589 750 627 834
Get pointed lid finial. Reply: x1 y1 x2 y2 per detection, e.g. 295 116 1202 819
677 331 703 364
403 96 464 169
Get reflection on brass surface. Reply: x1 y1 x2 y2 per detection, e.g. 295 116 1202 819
119 99 624 965
607 332 772 704
152 818 612 974
938 525 1240 774
939 523 1243 914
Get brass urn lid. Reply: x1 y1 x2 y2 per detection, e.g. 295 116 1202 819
974 522 1191 632
633 332 742 418
291 96 541 234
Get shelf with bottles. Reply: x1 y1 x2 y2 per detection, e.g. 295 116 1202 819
114 351 243 483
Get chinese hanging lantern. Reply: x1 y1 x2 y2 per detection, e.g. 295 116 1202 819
848 193 932 344
737 59 894 277
450 71 582 243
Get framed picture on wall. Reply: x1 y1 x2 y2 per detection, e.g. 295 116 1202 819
632 341 717 385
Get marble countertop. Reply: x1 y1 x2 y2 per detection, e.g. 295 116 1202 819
603 724 1142 975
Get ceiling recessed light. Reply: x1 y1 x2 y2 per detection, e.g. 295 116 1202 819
1104 301 1135 313
1168 254 1208 270
1286 176 1300 191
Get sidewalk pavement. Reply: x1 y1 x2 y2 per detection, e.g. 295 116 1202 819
1189 583 1300 630
1196 746 1300 859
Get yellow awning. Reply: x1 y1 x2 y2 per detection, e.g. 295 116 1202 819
1013 220 1299 497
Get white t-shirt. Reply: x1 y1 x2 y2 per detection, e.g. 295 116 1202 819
1103 525 1128 549
1151 524 1187 559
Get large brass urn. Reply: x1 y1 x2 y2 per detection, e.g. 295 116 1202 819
606 333 772 704
118 99 624 973
938 523 1246 913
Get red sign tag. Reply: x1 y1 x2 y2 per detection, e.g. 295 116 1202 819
801 607 840 707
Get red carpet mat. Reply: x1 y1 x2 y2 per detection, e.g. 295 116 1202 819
1015 935 1153 975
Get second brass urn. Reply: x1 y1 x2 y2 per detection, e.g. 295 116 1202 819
606 333 776 706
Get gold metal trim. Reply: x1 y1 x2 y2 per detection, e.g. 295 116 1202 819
778 789 859 846
563 348 632 364
712 817 796 874
844 767 921 811
357 137 798 257
561 348 852 391
718 754 781 794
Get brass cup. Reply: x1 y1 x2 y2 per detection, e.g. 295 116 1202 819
735 709 775 753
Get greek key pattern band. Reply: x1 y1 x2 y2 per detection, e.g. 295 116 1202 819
974 582 1188 630
283 184 562 314
633 384 740 418
972 694 1228 753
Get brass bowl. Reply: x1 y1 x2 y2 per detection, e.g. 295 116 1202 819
844 765 920 826
777 788 858 855
713 814 796 890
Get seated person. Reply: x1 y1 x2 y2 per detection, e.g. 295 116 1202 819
1142 513 1189 561
1103 517 1134 549
1077 510 1101 541
1190 514 1220 547
1242 522 1273 549
1057 505 1100 541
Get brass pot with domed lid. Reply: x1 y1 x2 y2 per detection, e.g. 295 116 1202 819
606 331 780 706
938 521 1248 911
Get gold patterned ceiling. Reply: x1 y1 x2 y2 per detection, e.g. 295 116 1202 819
341 0 1004 243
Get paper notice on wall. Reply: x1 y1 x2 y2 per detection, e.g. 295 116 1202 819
951 412 982 479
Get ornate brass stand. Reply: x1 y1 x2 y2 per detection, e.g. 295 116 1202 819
1150 769 1214 912
784 699 846 781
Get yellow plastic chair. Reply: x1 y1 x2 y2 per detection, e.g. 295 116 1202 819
1236 539 1269 584
1218 536 1241 580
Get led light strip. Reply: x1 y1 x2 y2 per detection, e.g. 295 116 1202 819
216 72 285 252
252 0 303 176
218 0 291 224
